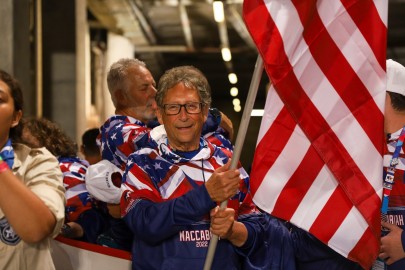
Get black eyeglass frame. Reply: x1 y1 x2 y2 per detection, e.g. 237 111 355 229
161 102 205 115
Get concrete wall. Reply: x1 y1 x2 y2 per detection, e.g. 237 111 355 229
0 0 34 116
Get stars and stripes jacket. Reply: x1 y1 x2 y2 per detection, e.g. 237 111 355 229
58 156 92 222
121 126 266 270
98 111 232 171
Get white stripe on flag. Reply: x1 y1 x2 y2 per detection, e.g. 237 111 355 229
254 123 311 212
256 85 283 143
373 0 388 27
328 206 368 256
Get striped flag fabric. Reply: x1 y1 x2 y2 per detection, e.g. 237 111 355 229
243 0 387 268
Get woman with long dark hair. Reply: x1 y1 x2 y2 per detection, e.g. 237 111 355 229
0 70 65 269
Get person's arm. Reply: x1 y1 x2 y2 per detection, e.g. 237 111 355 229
116 124 150 155
379 221 405 265
202 108 234 141
219 111 234 140
123 184 216 245
210 159 266 254
0 154 63 243
202 108 221 134
122 158 240 245
100 118 150 166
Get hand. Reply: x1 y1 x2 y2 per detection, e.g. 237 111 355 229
205 159 240 203
379 221 405 265
210 206 235 239
210 206 248 247
61 222 84 238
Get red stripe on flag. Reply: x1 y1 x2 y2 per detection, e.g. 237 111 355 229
309 187 353 242
347 228 380 268
242 0 291 83
341 0 387 68
272 146 324 220
250 106 296 196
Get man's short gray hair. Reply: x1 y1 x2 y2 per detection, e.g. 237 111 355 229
107 58 146 107
156 66 212 107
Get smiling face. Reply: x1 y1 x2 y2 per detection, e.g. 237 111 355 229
157 82 208 152
0 80 22 148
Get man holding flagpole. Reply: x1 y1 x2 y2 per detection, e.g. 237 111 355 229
243 0 387 269
120 66 268 269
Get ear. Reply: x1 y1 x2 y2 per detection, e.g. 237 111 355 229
11 110 22 128
157 108 164 124
114 89 127 107
202 105 209 123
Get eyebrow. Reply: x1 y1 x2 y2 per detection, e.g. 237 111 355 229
0 88 10 98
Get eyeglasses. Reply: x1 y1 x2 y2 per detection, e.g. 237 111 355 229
162 102 205 115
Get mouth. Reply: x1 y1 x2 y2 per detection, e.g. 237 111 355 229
176 124 193 131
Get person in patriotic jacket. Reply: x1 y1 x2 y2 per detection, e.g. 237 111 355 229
94 58 234 249
120 66 267 269
21 118 109 244
0 70 65 269
378 59 405 269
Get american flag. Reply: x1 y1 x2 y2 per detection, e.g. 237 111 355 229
243 0 387 268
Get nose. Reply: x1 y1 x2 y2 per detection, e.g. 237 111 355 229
150 98 158 110
178 106 188 119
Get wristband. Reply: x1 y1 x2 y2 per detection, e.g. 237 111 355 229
0 160 9 173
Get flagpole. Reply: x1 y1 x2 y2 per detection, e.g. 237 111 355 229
203 55 264 270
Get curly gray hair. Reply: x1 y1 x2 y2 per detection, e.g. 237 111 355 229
156 66 212 107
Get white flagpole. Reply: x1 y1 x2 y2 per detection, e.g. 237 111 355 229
203 55 264 269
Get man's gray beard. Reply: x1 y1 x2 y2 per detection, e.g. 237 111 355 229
138 107 156 122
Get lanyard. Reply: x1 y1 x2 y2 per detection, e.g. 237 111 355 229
381 126 405 214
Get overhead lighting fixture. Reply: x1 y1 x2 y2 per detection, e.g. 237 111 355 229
213 1 224 22
232 98 240 106
234 105 241 112
251 109 264 117
228 73 238 84
221 47 232 62
230 87 238 97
